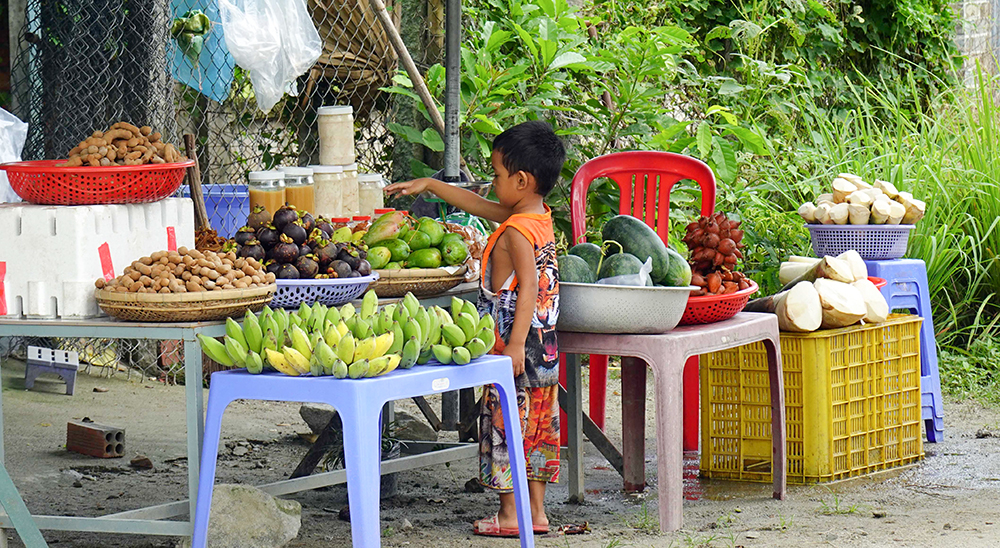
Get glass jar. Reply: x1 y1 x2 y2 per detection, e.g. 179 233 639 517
351 215 371 233
247 171 285 218
283 167 315 215
340 162 359 217
358 173 386 218
329 217 352 231
318 105 356 165
310 164 344 219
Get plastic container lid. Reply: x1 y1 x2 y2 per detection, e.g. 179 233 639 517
317 105 353 116
248 170 283 182
373 208 395 215
282 166 314 177
309 164 344 174
352 215 371 222
358 173 385 183
330 217 351 223
342 163 358 172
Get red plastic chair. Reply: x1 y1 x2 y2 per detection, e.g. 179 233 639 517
559 151 716 452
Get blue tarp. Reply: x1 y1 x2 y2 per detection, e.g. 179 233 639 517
170 0 235 104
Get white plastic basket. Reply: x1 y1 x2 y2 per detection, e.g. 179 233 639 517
271 274 379 309
807 224 914 260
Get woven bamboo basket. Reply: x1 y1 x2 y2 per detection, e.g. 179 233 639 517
94 285 276 322
370 266 467 298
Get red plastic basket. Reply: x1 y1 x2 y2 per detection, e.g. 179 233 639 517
869 276 886 289
1 159 194 205
679 280 759 326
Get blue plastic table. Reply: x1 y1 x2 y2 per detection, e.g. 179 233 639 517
192 356 535 548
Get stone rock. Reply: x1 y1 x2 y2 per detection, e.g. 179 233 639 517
299 403 340 435
393 412 437 442
130 455 153 470
176 484 300 548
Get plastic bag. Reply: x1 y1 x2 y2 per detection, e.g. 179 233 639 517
218 0 321 113
0 108 28 203
596 257 653 287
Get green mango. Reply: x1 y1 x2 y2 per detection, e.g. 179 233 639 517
373 238 411 262
440 232 464 246
385 261 403 270
367 246 392 270
403 230 432 251
408 248 443 269
441 239 469 266
417 217 447 246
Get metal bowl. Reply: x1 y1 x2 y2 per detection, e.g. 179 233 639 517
450 180 492 197
557 282 699 334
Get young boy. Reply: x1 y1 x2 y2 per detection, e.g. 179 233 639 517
384 120 565 537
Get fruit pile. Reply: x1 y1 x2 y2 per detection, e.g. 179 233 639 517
558 215 691 287
361 211 470 270
682 212 751 296
230 204 371 280
59 122 184 167
197 291 497 377
94 247 274 293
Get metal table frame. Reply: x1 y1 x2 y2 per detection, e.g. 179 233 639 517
0 285 482 539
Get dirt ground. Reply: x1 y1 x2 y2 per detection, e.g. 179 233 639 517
2 356 1000 548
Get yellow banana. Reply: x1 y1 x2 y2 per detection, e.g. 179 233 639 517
282 346 311 374
324 321 343 346
264 348 300 376
226 317 248 352
289 324 313 361
367 356 390 377
336 332 356 364
372 332 394 359
336 320 350 337
198 334 234 367
353 336 377 363
381 354 402 375
348 358 368 379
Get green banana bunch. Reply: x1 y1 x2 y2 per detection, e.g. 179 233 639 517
360 290 379 320
340 302 356 321
403 318 423 349
315 339 338 375
198 334 234 367
348 358 368 379
402 292 420 317
325 305 342 326
399 337 420 369
379 304 397 333
224 335 248 367
282 346 310 375
332 358 349 379
432 344 453 364
289 324 313 362
451 297 464 324
336 332 356 364
388 322 404 355
456 313 478 341
441 324 466 348
297 302 311 322
245 351 264 374
226 317 248 352
243 310 263 354
452 346 472 365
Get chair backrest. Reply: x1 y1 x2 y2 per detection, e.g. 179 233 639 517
570 151 717 245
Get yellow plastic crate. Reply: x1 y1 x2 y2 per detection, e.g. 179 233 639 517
700 314 924 484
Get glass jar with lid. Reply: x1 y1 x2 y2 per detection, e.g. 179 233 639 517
340 163 360 217
247 171 285 218
358 173 386 217
318 105 356 165
310 164 344 219
283 167 315 214
329 216 352 231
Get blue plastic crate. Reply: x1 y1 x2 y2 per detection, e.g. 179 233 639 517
179 184 249 239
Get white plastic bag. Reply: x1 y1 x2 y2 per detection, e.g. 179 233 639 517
218 0 322 113
596 257 654 287
0 108 28 203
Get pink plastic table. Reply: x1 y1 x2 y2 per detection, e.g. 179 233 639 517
558 312 786 532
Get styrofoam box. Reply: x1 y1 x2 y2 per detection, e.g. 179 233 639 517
0 199 195 319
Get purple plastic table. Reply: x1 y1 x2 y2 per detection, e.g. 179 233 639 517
558 312 787 532
191 356 534 548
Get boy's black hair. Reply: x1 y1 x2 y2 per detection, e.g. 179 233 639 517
492 120 566 196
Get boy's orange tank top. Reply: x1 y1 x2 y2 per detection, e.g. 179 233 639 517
476 206 560 388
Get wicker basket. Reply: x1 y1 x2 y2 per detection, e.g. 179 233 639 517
94 285 276 322
370 266 468 298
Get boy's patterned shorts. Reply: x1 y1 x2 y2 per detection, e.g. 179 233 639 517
479 384 560 492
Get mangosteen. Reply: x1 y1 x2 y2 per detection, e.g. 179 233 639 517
256 224 279 249
306 228 327 249
233 226 257 246
298 211 316 233
299 244 312 257
248 205 271 231
338 248 361 271
239 239 266 262
356 247 367 260
348 271 362 278
329 260 352 279
276 263 300 279
315 241 338 267
221 240 240 255
268 233 300 264
265 260 281 275
356 259 371 276
282 220 308 246
316 218 334 236
295 254 320 279
272 204 298 230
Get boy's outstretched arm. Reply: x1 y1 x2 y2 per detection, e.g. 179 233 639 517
384 178 513 223
502 229 538 378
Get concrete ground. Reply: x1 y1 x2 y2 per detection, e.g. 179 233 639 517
1 357 999 547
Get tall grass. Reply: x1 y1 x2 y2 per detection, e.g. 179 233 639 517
744 69 1000 350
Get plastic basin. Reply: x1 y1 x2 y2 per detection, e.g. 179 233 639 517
557 282 698 334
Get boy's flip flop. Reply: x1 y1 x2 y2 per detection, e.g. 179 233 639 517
473 514 550 537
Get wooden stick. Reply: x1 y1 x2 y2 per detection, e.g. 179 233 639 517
183 134 210 231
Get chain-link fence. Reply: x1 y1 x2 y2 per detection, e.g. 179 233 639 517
5 0 440 381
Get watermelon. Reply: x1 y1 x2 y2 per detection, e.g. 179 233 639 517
568 242 603 278
598 252 651 286
601 215 670 284
559 254 596 283
662 247 693 287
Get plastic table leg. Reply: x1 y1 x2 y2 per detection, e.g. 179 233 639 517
621 357 646 492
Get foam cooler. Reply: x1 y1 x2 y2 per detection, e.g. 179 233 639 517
0 199 195 319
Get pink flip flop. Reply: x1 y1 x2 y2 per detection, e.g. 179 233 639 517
473 514 520 538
